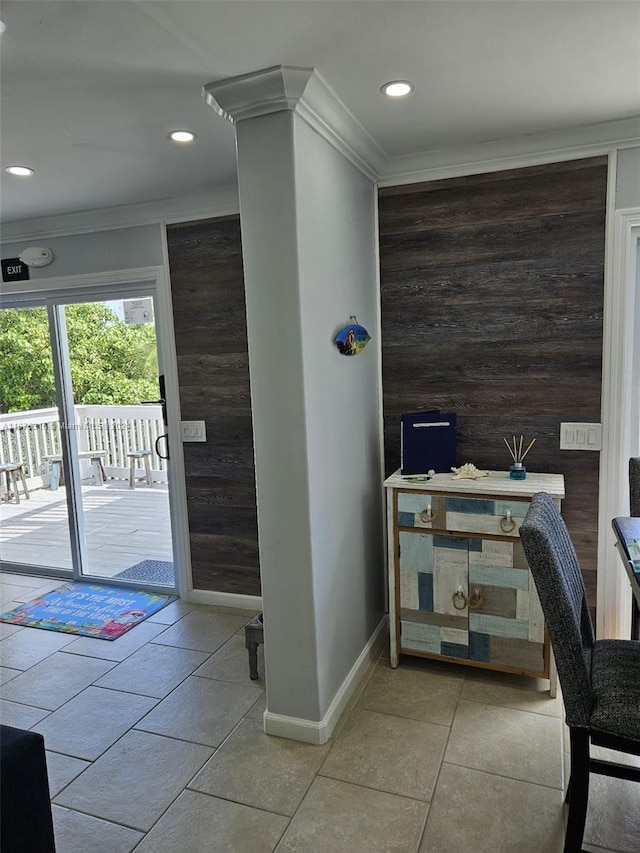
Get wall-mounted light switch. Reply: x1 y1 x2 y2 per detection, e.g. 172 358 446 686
559 422 602 451
181 420 207 442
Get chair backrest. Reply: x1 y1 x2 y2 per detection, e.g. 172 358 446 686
630 458 640 517
519 492 595 727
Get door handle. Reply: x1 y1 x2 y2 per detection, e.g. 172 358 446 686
155 433 169 460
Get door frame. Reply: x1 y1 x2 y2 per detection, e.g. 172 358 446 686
598 203 640 639
0 266 190 599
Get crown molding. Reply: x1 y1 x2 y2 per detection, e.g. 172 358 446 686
204 65 385 182
378 116 640 187
204 65 315 123
1 186 240 243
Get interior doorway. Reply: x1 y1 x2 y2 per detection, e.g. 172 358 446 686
0 284 178 593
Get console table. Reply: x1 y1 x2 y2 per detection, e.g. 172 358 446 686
384 469 565 694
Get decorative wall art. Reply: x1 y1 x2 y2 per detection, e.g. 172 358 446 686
334 316 370 356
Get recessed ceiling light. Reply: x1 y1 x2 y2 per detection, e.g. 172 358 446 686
381 81 414 98
5 165 34 177
169 130 197 143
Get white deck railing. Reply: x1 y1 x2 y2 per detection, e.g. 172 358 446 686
0 405 168 487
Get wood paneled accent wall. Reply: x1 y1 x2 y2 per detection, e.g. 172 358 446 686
166 216 260 595
378 157 608 609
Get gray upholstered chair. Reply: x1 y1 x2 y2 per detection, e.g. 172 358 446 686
630 457 640 517
519 492 640 853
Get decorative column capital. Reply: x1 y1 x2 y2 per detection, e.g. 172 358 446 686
204 65 384 180
204 65 314 124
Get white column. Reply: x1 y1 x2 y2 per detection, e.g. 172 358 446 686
205 67 386 742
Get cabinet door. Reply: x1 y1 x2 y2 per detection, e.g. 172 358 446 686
467 538 546 674
398 530 469 659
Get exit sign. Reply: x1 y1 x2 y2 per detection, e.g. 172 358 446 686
1 258 30 282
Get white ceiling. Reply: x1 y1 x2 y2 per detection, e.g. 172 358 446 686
1 0 639 225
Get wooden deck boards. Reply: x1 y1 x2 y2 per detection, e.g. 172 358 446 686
0 482 172 579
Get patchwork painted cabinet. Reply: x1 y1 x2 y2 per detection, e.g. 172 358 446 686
384 470 565 692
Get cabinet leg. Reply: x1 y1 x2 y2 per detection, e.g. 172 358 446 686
549 650 558 698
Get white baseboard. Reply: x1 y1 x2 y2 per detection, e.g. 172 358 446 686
186 588 262 611
263 614 388 744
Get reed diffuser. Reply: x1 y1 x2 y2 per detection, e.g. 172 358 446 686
503 435 535 480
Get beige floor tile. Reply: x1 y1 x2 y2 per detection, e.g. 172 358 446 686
0 697 50 729
13 580 65 601
0 650 114 709
0 665 20 685
52 805 143 853
247 692 267 722
0 622 23 639
194 633 265 687
34 686 157 760
444 699 563 788
151 610 250 653
135 674 260 747
133 789 289 853
46 751 90 798
275 776 427 853
357 659 464 726
0 627 76 669
583 772 640 853
62 619 166 662
55 730 213 831
190 717 329 816
94 642 209 698
461 667 562 717
419 763 564 853
0 583 36 605
320 707 448 802
146 598 196 624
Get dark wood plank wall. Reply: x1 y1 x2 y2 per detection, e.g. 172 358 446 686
166 216 260 595
378 157 608 610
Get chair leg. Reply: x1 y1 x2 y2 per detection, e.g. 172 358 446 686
9 470 20 504
565 728 590 853
144 454 152 486
18 465 29 499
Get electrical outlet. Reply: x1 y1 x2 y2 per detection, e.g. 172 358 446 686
181 420 207 442
559 422 602 451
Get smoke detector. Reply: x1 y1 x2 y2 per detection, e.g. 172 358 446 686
19 247 54 268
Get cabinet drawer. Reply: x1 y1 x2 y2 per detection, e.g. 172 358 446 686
397 492 530 537
445 497 530 537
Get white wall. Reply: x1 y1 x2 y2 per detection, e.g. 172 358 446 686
235 109 385 733
616 146 640 210
294 118 385 713
0 224 164 282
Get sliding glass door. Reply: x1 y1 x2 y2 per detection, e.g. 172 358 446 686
0 286 176 592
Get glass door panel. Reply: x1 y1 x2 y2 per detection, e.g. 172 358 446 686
0 305 74 574
63 296 175 588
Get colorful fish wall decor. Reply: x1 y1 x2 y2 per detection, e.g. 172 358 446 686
334 316 371 356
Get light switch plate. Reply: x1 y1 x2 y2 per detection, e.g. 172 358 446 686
559 422 602 451
181 420 207 442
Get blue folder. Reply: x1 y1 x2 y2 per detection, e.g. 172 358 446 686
401 411 457 475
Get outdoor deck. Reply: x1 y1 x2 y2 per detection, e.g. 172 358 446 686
0 481 172 580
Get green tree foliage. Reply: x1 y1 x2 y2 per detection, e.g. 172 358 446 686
0 303 159 413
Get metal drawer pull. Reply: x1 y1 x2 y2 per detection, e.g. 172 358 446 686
419 503 437 523
468 588 484 610
452 585 468 610
500 509 516 533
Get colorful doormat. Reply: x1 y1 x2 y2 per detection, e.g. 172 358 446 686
114 560 174 586
0 582 177 640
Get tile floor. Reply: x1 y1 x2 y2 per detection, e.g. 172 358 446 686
1 570 638 853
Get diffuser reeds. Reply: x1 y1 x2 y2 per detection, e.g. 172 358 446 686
503 435 536 465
